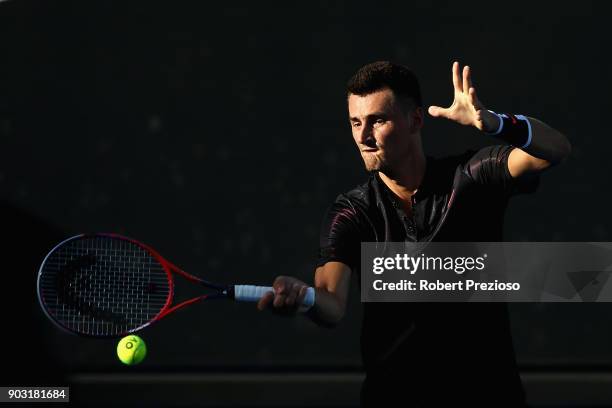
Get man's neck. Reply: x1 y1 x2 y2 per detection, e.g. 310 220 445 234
378 148 426 204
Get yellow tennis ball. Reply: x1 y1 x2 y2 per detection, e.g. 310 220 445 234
117 335 147 365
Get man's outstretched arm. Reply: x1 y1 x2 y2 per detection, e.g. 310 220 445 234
257 261 351 327
504 117 570 176
428 61 571 177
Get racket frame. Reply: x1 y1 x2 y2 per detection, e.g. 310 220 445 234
37 233 232 337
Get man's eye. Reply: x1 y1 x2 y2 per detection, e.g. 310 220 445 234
374 119 385 125
352 122 361 128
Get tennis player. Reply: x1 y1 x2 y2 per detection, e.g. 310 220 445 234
258 61 570 406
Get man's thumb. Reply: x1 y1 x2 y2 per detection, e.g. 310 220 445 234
428 105 445 117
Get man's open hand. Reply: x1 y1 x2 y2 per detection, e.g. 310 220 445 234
428 61 499 133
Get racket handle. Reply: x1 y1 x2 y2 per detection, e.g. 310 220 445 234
234 285 315 311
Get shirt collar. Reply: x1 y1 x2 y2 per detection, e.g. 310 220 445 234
373 156 432 205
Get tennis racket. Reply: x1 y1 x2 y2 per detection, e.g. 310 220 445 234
37 233 315 338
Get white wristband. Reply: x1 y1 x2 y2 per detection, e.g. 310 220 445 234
486 110 504 135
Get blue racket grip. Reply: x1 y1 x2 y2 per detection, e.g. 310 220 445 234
234 285 315 312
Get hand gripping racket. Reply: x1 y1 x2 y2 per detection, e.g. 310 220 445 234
37 234 315 337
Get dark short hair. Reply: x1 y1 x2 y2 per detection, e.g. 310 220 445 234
347 61 422 110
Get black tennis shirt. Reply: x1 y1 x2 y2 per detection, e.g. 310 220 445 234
318 145 538 406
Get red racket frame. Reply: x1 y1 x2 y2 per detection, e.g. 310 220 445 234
37 233 231 337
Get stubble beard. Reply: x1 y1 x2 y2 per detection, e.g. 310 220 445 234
362 152 390 174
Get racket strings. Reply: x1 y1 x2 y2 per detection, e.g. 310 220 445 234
38 236 170 336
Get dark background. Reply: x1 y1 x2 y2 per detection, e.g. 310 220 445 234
1 0 610 406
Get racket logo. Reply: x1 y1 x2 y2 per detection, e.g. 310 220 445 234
55 254 127 324
145 282 160 294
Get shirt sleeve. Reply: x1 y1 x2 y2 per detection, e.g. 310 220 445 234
317 195 362 272
464 145 540 195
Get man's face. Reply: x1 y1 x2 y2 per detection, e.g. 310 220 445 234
348 88 421 173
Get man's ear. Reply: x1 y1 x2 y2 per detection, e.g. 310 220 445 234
409 107 424 133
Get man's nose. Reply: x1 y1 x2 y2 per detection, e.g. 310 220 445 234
357 125 375 145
